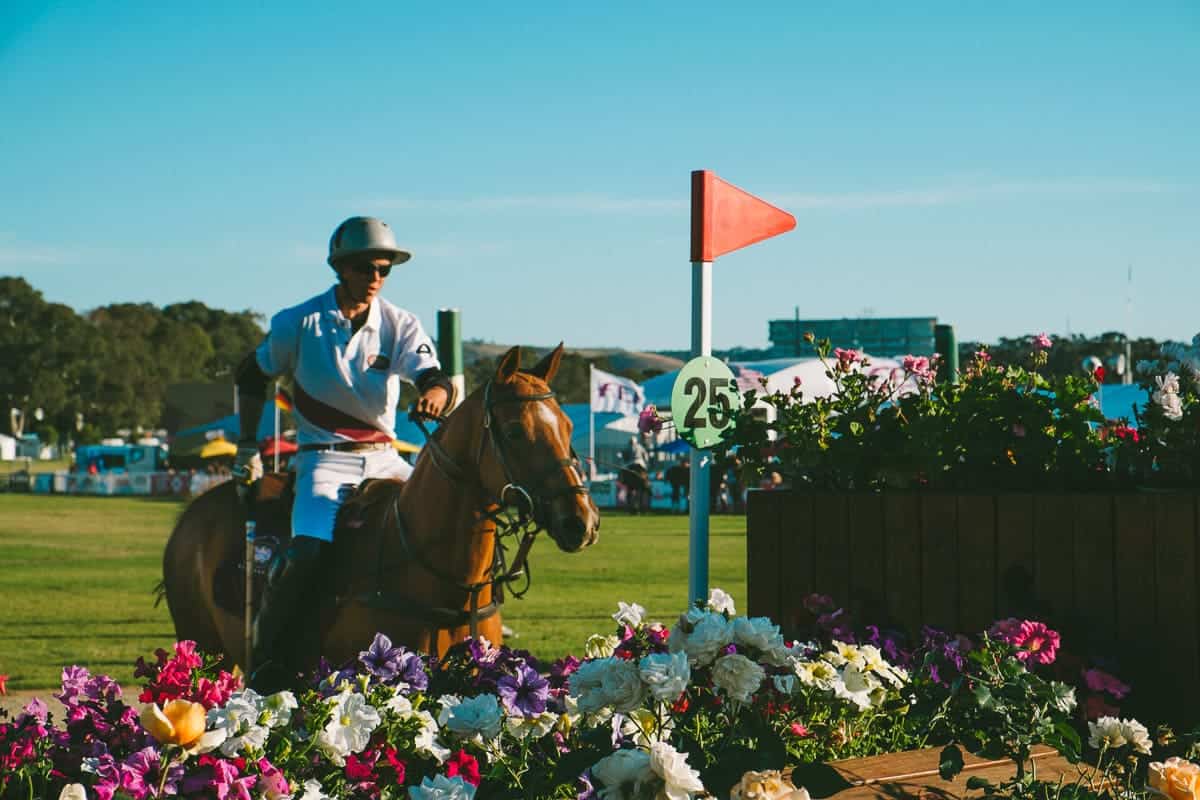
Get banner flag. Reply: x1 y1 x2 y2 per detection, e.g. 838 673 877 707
590 368 645 416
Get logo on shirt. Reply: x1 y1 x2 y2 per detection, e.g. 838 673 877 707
368 354 391 370
416 343 433 356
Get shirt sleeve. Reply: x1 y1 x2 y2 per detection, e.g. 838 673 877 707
256 308 300 377
391 313 442 383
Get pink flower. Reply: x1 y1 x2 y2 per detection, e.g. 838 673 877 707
1033 333 1053 351
256 759 290 800
834 348 862 372
1083 668 1131 700
637 405 663 435
975 350 992 363
1009 621 1060 665
790 722 811 737
901 355 935 384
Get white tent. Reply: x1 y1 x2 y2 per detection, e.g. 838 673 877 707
640 354 906 418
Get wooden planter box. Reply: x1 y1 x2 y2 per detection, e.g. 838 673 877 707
795 745 1093 799
746 490 1200 725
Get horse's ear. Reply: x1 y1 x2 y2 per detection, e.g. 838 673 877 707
495 346 522 383
529 342 565 384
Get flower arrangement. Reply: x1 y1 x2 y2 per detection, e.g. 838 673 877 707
723 333 1200 490
1 590 1192 800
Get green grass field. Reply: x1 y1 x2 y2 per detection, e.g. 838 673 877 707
0 494 745 692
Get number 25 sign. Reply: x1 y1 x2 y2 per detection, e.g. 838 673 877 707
669 357 743 450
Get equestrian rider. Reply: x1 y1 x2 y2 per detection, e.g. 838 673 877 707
233 216 452 682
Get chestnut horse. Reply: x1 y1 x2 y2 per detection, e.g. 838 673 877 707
161 344 599 670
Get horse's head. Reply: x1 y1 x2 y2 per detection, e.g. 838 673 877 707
479 344 600 552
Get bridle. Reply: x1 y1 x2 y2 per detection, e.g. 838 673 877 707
360 378 591 650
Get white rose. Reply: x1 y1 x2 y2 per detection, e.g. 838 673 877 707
571 658 614 712
707 587 737 615
591 748 654 799
613 601 646 628
444 693 503 741
601 658 648 713
670 611 733 667
586 633 621 659
1120 718 1153 755
711 653 765 704
650 741 706 799
58 785 87 800
409 774 477 800
639 651 691 702
1088 716 1128 749
772 674 797 695
733 617 785 654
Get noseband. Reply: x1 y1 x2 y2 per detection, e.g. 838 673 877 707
362 378 591 651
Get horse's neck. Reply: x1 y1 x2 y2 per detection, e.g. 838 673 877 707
396 400 495 584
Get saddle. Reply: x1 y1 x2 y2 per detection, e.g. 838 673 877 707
211 473 396 618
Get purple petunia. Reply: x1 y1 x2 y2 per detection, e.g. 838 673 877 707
120 747 182 799
359 633 406 681
398 651 429 691
496 663 550 717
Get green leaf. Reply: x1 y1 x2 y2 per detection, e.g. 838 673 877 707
973 684 996 710
939 744 965 781
966 776 994 791
849 421 864 436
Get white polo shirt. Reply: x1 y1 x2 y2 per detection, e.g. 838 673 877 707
255 285 440 446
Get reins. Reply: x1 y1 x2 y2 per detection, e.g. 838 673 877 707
359 378 589 651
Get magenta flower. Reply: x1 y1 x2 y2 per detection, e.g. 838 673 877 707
1033 332 1053 351
638 405 663 435
1083 668 1131 700
990 618 1060 665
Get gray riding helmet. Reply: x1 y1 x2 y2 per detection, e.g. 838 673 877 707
327 216 412 266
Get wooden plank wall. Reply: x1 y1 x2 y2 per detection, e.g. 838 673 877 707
746 490 1200 725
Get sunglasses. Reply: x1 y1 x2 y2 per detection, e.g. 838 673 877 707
349 262 392 278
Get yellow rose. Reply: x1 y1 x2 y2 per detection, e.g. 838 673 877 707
730 770 811 800
140 699 207 747
1150 758 1200 800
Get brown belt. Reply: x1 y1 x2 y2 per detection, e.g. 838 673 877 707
298 441 392 453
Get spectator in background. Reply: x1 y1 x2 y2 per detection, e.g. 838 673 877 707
665 457 690 513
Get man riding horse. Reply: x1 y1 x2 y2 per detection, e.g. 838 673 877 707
232 215 452 685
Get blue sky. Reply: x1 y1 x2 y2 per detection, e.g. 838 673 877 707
1 1 1196 351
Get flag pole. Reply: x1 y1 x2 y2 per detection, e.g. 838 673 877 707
273 380 281 472
588 364 596 481
688 260 713 607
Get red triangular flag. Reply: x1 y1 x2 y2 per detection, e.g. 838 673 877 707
690 170 796 262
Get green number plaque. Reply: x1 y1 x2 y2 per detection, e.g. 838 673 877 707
670 357 741 450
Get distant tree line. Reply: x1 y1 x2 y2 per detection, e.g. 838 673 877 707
0 277 262 444
2 276 1175 445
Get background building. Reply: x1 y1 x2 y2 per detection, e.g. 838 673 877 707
768 316 938 358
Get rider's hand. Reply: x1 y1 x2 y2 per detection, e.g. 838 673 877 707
415 386 449 419
232 442 263 485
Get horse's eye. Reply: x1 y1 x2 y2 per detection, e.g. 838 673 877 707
503 423 526 442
